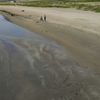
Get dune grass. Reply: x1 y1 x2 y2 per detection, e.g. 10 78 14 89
19 1 100 12
0 1 100 12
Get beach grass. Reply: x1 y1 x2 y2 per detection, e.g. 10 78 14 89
0 1 100 12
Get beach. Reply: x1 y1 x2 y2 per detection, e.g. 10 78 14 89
0 6 100 100
0 6 100 68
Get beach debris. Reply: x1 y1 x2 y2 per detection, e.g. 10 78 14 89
11 13 14 16
21 10 25 12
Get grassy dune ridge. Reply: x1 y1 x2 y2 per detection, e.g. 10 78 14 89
0 0 100 12
20 1 100 12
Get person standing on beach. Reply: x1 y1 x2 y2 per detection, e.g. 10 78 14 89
40 16 43 22
44 15 47 22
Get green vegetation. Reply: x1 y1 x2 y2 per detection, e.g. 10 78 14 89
75 4 100 12
17 1 100 12
0 2 14 5
0 0 100 12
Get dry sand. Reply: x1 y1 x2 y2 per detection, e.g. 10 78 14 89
0 6 100 33
0 6 100 100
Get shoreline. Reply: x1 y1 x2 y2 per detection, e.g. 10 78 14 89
0 6 100 100
1 6 100 69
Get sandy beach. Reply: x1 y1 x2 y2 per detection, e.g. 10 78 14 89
0 6 100 100
0 6 100 68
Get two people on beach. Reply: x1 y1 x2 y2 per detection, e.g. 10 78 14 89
40 15 47 22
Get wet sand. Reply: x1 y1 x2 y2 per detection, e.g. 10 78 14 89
0 6 100 100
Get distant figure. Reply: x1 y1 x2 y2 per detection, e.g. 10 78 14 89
21 10 25 12
44 15 47 22
40 16 43 22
